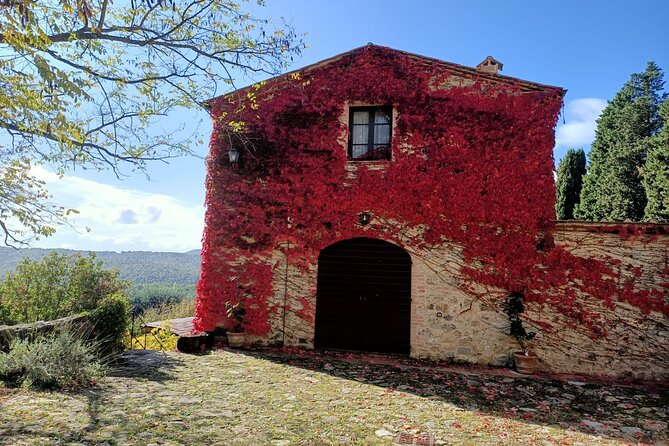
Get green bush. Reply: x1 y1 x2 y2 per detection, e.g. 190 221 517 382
140 298 195 323
91 294 131 355
129 283 195 313
0 300 8 324
0 252 129 325
0 330 104 389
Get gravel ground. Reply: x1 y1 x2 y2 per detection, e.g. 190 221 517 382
0 348 667 446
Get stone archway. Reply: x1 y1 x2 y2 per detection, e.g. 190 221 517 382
314 237 412 354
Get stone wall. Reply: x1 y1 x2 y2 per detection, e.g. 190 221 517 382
0 313 95 350
0 304 129 356
541 222 669 379
257 237 518 364
254 222 668 380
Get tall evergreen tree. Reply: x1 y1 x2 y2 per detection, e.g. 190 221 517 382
643 100 669 221
555 149 587 219
575 62 667 221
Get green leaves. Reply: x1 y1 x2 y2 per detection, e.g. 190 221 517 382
555 148 586 220
0 158 71 247
0 251 129 324
576 62 668 222
0 0 304 245
643 100 669 221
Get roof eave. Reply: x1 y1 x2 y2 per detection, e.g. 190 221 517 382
206 44 566 107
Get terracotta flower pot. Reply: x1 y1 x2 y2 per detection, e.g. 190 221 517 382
513 351 539 374
227 332 246 349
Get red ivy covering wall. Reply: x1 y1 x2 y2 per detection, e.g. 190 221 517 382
194 46 669 337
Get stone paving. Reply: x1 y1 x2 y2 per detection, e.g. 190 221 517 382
0 348 667 445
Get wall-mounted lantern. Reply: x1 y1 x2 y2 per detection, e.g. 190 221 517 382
227 148 240 164
358 212 371 225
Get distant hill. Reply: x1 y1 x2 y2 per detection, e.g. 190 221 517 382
0 247 201 285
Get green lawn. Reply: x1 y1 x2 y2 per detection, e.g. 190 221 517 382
1 349 667 445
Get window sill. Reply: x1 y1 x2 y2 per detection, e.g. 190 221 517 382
345 160 391 173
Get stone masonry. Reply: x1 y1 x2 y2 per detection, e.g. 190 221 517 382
249 221 669 381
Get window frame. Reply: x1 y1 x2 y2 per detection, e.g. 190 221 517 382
348 106 393 161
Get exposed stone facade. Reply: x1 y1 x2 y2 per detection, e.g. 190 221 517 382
200 46 667 381
542 222 669 379
249 222 668 380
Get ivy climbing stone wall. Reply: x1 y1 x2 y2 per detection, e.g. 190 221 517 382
195 45 668 380
540 222 669 379
248 222 669 380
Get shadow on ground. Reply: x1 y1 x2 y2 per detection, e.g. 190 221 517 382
2 348 667 445
108 349 184 382
0 350 186 446
233 347 669 443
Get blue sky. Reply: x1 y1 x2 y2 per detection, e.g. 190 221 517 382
33 0 669 252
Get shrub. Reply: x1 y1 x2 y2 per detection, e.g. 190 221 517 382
140 298 195 323
503 290 536 354
91 294 131 356
125 322 179 351
0 300 8 324
129 283 195 313
0 330 104 389
0 252 129 325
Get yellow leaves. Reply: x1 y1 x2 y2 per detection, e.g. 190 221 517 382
247 90 261 110
33 54 53 82
290 72 301 81
0 158 73 245
0 0 304 244
126 322 179 351
252 81 267 91
227 120 246 132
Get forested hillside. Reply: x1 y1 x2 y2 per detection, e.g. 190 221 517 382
0 248 200 285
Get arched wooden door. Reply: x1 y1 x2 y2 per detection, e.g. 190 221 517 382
314 237 412 354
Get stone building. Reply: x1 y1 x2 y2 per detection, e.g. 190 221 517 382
195 45 669 379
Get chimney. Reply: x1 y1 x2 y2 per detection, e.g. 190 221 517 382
476 56 503 75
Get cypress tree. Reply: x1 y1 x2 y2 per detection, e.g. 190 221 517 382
555 148 586 219
575 62 667 221
643 100 669 222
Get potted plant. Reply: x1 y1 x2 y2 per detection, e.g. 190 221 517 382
225 301 246 348
504 290 538 374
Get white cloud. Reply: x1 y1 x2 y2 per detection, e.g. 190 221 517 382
555 98 607 149
115 209 140 225
30 167 204 252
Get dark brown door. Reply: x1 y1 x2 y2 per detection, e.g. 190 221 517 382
314 238 411 354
